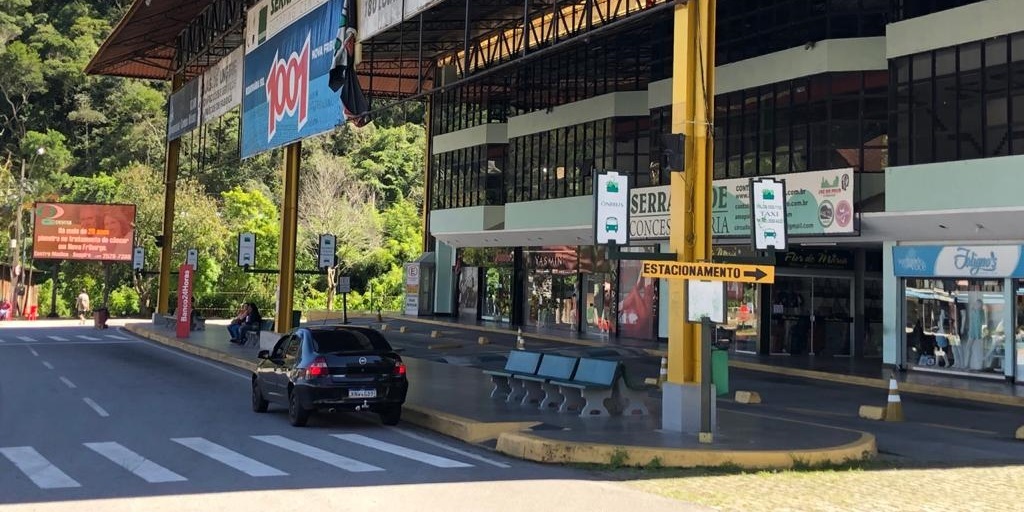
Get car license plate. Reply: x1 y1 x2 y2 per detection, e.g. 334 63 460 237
349 389 377 398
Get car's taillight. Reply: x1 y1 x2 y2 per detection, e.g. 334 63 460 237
306 357 328 379
393 361 407 377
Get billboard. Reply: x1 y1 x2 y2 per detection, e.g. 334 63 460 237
32 203 136 262
201 46 244 125
241 0 343 159
246 0 330 54
167 77 201 141
358 0 444 41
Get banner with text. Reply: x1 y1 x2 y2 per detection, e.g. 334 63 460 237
892 245 1024 278
712 168 855 238
201 47 244 124
246 0 330 53
32 203 136 262
167 78 201 141
358 0 444 41
241 0 343 159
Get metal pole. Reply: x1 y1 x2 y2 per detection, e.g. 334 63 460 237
700 316 713 443
11 159 25 317
48 262 58 318
343 292 349 324
158 73 185 315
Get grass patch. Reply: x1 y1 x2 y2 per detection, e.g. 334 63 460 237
608 448 629 469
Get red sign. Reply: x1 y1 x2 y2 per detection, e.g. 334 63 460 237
267 35 309 138
176 264 193 338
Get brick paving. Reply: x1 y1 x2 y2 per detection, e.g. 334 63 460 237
622 464 1024 512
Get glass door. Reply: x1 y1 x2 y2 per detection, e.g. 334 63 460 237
481 267 511 323
770 277 813 355
813 277 853 356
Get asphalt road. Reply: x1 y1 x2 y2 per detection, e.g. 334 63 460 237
0 322 706 512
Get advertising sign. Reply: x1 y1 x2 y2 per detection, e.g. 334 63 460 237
595 171 629 245
318 233 336 268
686 280 725 324
358 0 444 41
246 0 330 53
404 262 420 316
238 232 256 267
32 203 136 262
241 0 343 159
892 245 1024 278
712 168 855 238
751 178 787 251
337 275 351 293
201 47 244 124
176 263 194 338
167 78 201 141
186 248 199 270
629 185 670 241
132 247 145 271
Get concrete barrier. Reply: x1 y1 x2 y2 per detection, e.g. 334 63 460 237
477 336 489 345
735 391 762 404
1016 426 1024 440
858 405 885 421
430 330 441 338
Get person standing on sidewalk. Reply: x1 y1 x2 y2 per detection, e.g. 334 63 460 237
76 289 91 325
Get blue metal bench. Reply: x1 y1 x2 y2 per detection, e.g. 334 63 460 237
482 351 543 402
550 358 620 417
513 354 579 409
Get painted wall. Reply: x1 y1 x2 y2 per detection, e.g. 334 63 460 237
887 0 1024 58
430 206 505 234
504 195 594 230
507 91 649 138
434 242 454 315
882 241 900 365
432 123 508 155
885 155 1024 212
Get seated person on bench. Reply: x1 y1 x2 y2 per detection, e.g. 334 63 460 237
227 303 261 343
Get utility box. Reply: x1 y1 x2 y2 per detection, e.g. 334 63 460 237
711 348 729 396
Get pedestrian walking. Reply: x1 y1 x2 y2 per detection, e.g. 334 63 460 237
76 289 91 325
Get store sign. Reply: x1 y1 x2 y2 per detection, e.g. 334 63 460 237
359 0 444 41
595 171 629 245
751 178 787 251
781 248 853 270
241 0 343 158
201 47 244 124
712 168 855 237
893 245 1024 278
167 78 201 141
246 0 330 53
404 262 420 316
629 186 670 241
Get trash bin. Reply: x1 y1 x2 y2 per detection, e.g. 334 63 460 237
93 307 110 330
711 347 729 396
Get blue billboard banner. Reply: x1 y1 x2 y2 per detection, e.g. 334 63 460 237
892 244 1024 278
241 0 343 159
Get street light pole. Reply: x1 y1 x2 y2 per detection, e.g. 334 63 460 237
10 146 45 318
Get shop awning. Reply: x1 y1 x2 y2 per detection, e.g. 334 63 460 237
432 225 593 248
861 207 1024 243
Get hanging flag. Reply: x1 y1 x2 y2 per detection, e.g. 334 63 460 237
329 0 370 127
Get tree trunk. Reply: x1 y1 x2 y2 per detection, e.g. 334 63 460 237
325 266 336 311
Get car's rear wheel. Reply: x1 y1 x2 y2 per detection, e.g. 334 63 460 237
251 379 269 413
379 406 401 426
288 388 311 427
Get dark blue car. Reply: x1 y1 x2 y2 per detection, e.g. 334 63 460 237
251 326 408 427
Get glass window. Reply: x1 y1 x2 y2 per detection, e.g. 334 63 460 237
726 282 760 354
312 329 392 353
904 278 1005 374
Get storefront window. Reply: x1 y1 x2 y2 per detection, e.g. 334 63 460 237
581 245 616 336
524 247 578 331
905 279 1006 374
726 282 759 353
1014 282 1024 381
618 258 656 339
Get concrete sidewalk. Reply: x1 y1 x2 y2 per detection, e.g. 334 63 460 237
122 318 875 470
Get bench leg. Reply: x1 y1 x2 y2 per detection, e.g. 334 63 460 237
489 376 512 400
506 380 527 404
539 382 564 410
558 387 585 413
519 381 544 407
617 387 650 416
579 389 612 417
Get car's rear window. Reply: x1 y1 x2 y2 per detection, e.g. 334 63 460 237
311 329 391 353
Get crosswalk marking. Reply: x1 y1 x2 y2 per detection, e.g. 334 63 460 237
48 336 69 341
171 438 287 477
59 377 77 389
0 447 81 489
82 398 110 418
42 361 54 370
76 335 100 341
104 334 129 340
17 336 36 342
252 435 383 473
331 434 473 468
84 442 186 483
387 427 511 468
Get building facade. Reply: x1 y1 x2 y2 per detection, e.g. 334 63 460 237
417 0 1024 385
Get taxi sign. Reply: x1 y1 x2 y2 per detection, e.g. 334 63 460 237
641 260 775 284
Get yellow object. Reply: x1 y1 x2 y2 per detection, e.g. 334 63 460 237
642 261 774 284
657 357 669 386
884 375 904 422
667 0 717 385
478 336 489 345
275 141 301 334
734 391 762 404
858 405 886 421
157 74 184 315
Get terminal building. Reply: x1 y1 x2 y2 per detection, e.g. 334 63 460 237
374 0 1024 385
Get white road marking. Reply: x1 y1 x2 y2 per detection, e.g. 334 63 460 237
104 334 130 340
0 447 81 489
48 336 69 342
332 433 473 468
172 438 287 477
84 442 186 483
386 427 511 468
41 361 54 370
252 435 383 473
76 335 101 341
82 397 110 417
28 347 38 356
17 336 36 342
137 341 249 380
59 377 77 389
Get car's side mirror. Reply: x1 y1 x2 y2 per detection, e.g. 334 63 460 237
257 350 270 359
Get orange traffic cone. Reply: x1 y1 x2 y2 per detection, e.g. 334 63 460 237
657 357 668 386
885 371 904 422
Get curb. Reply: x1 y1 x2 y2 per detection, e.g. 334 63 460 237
495 431 877 469
121 323 877 469
390 316 1024 409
